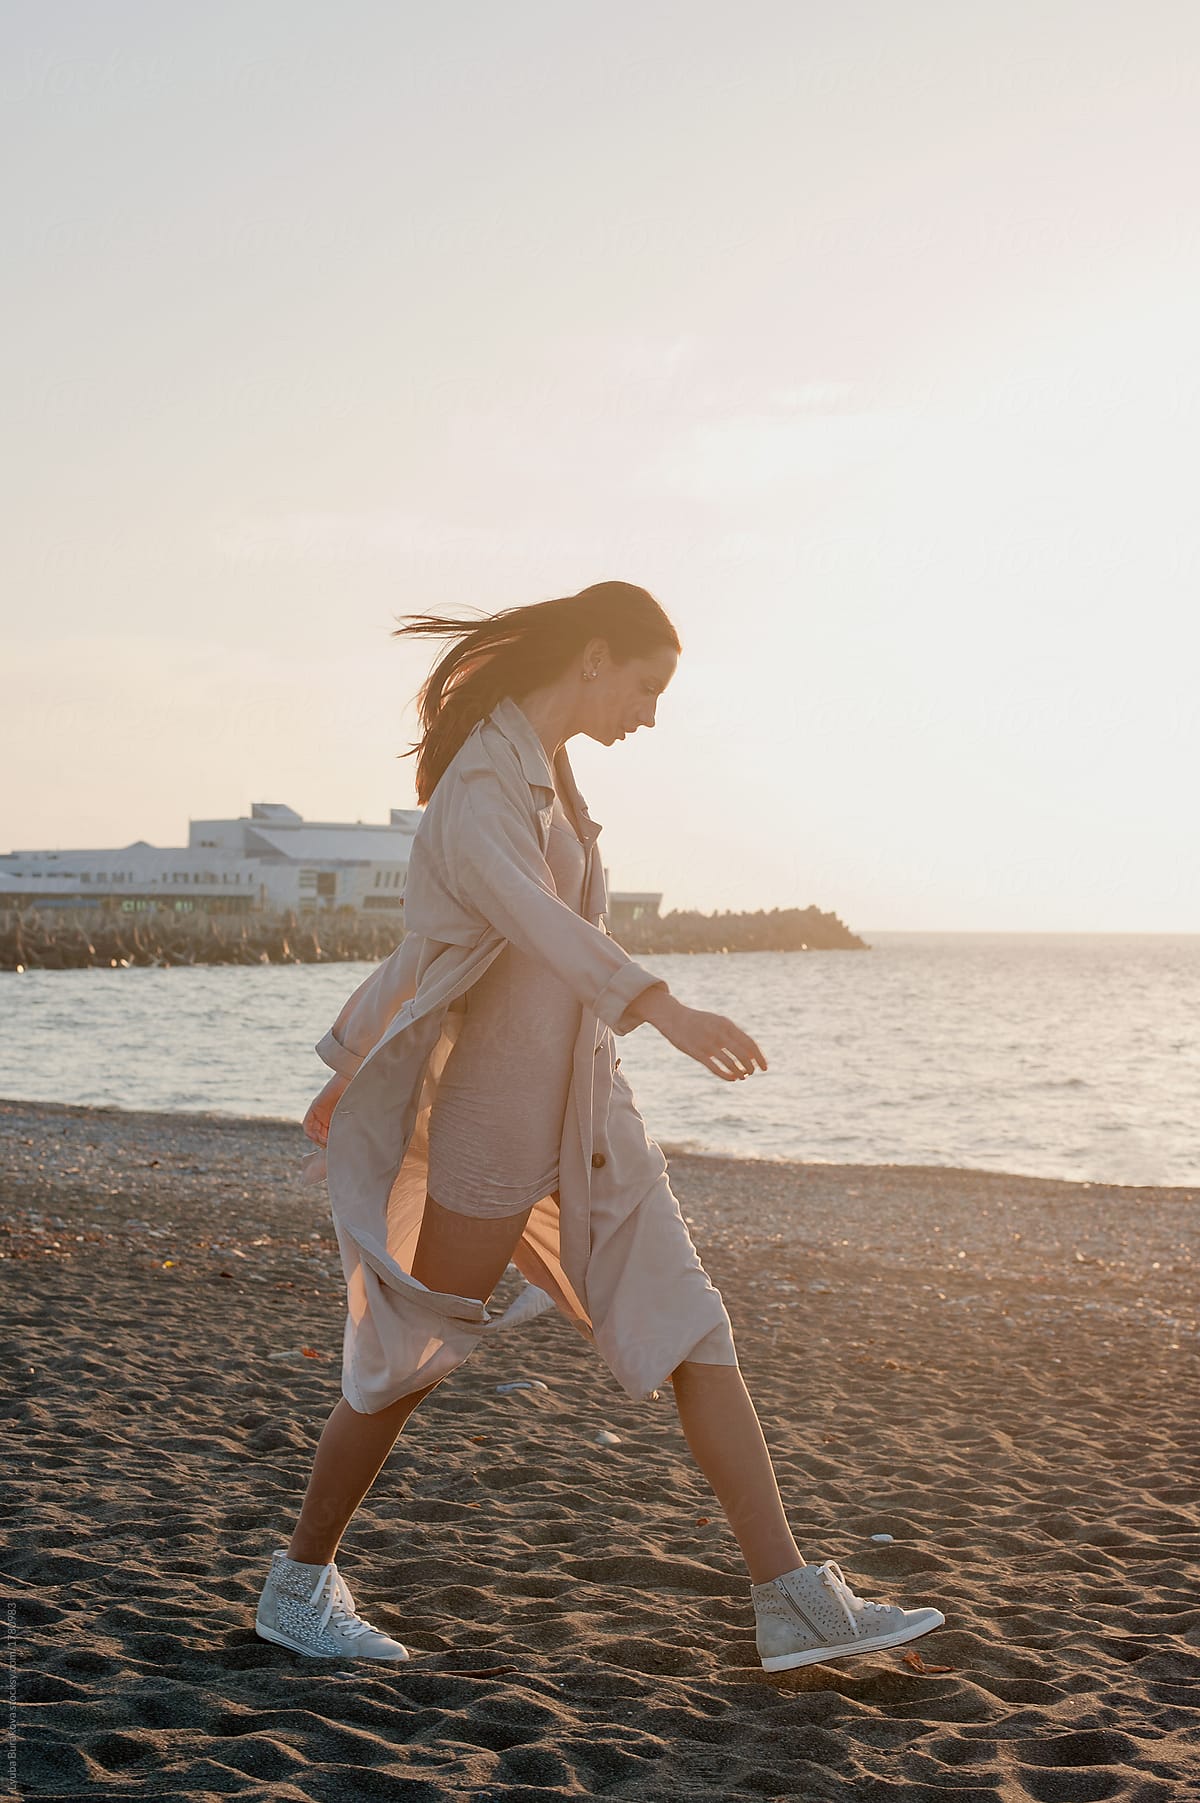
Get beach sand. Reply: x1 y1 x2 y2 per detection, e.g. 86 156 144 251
3 1093 1198 1801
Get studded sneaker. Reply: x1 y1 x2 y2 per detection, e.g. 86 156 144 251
255 1548 410 1660
752 1558 945 1671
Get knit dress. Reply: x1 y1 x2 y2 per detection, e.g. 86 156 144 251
425 787 589 1218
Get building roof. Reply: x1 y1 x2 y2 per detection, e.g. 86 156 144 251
243 825 413 863
250 803 303 823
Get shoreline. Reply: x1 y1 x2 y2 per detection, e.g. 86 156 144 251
3 1091 1195 1321
2 1089 1196 1198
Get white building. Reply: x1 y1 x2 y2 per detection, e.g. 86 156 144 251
0 801 423 920
0 800 647 924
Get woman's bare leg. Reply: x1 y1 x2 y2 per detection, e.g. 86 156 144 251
286 1386 439 1566
286 1195 536 1566
668 1360 805 1586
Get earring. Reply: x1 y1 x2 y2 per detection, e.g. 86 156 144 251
583 669 598 681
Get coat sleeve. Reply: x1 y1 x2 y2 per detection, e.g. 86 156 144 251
448 770 670 1036
315 936 419 1077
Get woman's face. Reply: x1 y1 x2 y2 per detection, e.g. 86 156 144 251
589 644 678 746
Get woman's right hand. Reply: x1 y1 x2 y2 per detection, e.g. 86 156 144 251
303 1071 352 1147
641 991 768 1083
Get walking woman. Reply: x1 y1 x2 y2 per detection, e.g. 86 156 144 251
254 580 946 1671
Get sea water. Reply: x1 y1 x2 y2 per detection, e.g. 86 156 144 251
2 932 1196 1187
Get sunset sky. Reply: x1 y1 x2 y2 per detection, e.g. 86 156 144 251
4 1 1197 930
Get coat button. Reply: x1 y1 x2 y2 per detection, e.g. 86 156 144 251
591 1152 606 1169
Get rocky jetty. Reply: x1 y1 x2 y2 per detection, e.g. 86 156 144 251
0 900 866 971
0 909 400 972
611 903 866 954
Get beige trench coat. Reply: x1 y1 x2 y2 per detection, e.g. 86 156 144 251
301 695 737 1413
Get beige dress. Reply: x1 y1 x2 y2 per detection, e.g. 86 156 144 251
426 789 587 1217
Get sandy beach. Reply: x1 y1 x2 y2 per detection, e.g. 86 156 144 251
3 1093 1198 1801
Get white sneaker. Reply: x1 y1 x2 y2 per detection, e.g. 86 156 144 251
752 1558 945 1671
254 1548 410 1661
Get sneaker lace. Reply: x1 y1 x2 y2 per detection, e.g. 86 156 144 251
817 1560 890 1635
307 1563 380 1640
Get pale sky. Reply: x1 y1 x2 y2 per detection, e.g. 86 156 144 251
3 1 1197 930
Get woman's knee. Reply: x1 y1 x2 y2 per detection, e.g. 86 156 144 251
669 1357 744 1391
338 1377 442 1428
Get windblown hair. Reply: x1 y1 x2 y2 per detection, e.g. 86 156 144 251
392 581 681 804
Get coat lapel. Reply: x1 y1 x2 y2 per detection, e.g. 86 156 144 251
488 695 603 846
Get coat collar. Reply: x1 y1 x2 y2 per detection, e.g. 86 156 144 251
488 695 603 845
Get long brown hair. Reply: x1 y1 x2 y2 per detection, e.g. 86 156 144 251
391 580 682 804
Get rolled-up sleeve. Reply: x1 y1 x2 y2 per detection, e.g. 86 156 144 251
449 772 668 1035
316 1026 362 1077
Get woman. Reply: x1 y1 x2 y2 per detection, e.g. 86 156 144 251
254 581 946 1672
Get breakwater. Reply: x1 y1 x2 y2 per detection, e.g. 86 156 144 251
612 904 866 954
0 909 395 971
1 902 866 971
